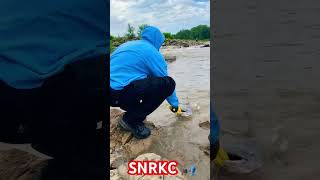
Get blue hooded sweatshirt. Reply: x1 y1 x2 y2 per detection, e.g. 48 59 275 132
110 26 179 107
0 0 108 89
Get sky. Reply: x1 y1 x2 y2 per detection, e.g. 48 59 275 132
110 0 210 36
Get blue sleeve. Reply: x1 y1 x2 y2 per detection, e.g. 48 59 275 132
210 104 220 145
145 52 179 107
167 91 179 107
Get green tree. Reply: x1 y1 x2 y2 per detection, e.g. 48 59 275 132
190 25 210 40
163 32 174 39
137 24 148 38
175 29 192 39
126 23 135 40
174 25 210 40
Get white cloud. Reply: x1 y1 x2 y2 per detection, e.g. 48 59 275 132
110 0 210 36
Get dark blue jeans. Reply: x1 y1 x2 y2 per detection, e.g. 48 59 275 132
110 76 176 125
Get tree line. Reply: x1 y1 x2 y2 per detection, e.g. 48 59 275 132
111 24 210 40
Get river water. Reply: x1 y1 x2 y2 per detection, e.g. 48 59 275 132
214 1 320 179
147 46 210 179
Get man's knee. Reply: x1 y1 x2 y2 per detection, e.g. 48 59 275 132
164 76 176 95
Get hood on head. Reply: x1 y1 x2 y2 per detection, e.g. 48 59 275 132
141 26 165 50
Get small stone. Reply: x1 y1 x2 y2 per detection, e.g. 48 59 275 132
163 55 176 63
199 121 210 130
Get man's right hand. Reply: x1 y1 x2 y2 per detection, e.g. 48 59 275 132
168 105 185 115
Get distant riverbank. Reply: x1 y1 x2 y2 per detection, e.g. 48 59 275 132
111 38 210 53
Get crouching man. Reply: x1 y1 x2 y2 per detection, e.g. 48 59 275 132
110 26 183 139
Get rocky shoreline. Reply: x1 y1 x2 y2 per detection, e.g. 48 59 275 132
111 38 210 62
161 40 210 62
112 38 210 49
162 39 210 48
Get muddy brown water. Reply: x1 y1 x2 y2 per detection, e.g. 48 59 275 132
214 0 320 179
144 46 210 180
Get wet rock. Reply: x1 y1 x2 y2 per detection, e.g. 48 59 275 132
199 121 210 130
163 55 176 63
0 149 48 180
182 43 189 47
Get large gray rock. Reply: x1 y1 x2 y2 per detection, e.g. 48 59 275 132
0 149 48 180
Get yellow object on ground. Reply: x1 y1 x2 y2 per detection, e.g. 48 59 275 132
214 147 230 168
